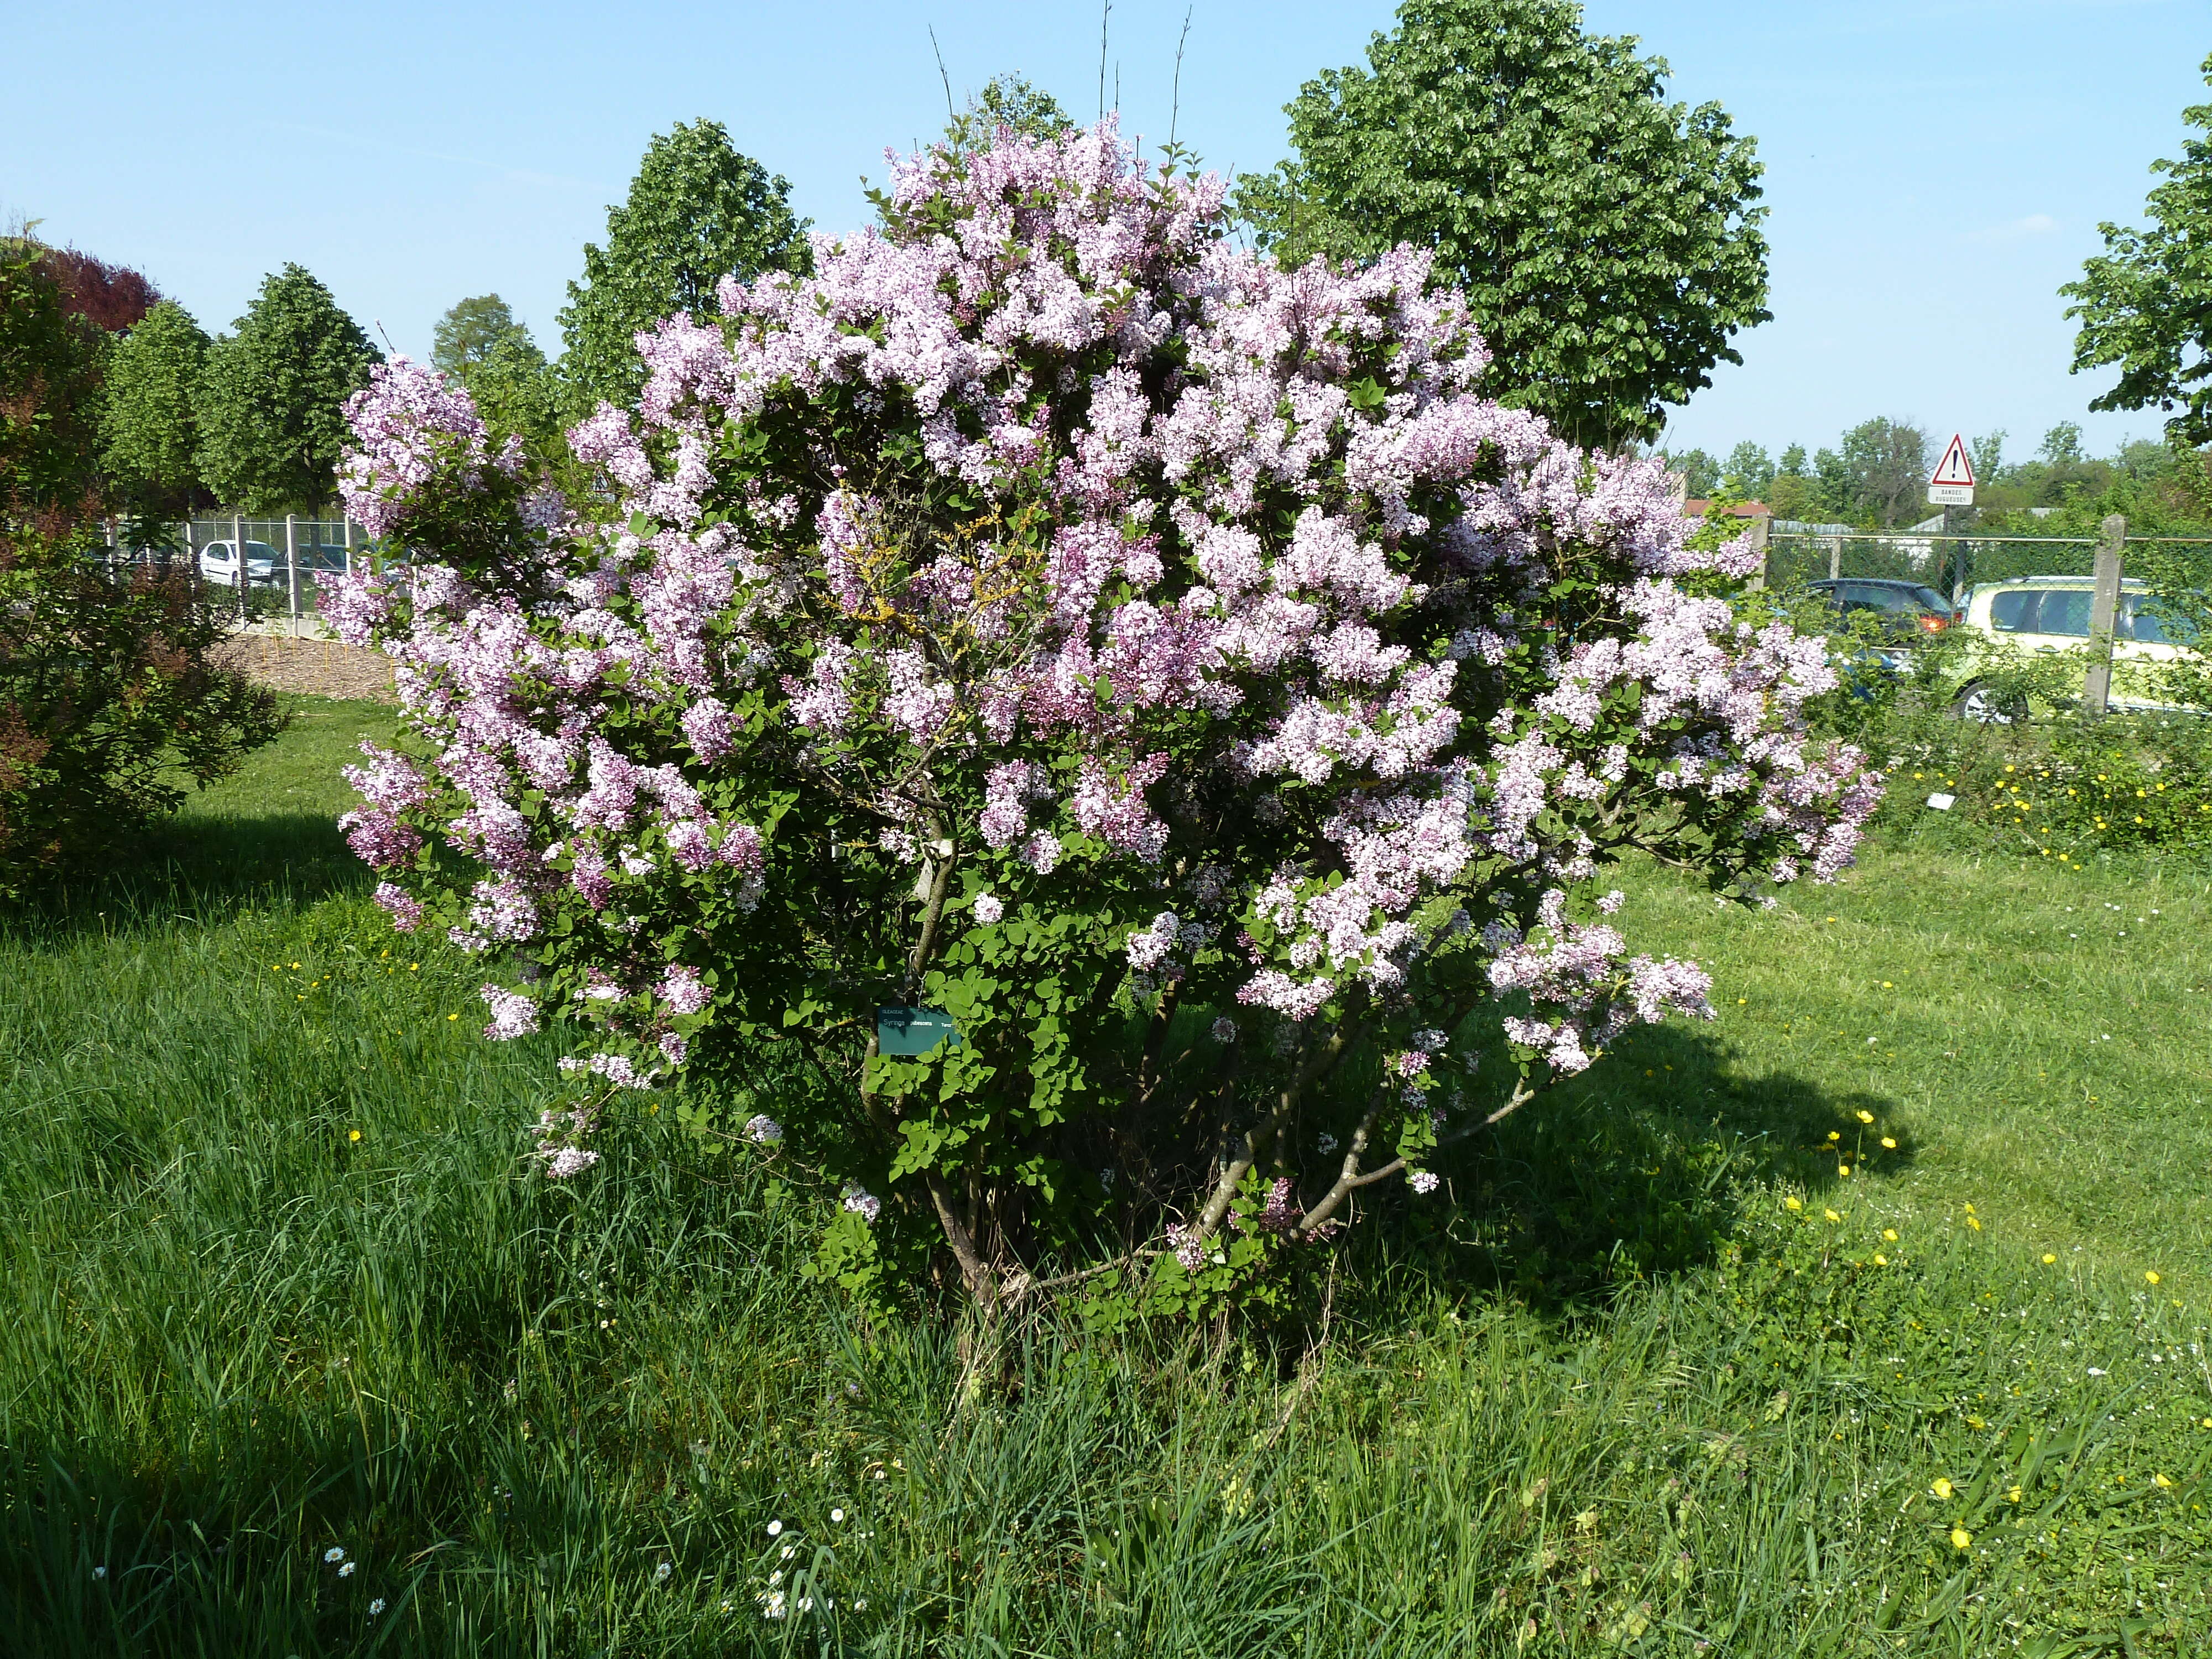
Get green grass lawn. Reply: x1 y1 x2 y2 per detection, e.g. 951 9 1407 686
2 701 2208 1656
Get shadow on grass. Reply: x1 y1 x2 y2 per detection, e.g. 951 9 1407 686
1359 1019 1915 1318
8 812 371 943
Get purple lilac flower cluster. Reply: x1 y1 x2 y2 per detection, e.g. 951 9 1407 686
327 118 1877 1201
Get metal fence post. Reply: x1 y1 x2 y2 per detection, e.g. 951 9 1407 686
285 513 300 634
1827 535 1842 581
234 512 249 627
1745 513 1770 591
2083 514 2126 717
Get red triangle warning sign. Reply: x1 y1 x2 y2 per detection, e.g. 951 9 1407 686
1931 433 1975 488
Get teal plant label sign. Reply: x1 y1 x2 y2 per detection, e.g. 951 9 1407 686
877 1006 963 1055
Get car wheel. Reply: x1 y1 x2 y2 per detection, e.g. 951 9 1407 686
1953 681 2021 725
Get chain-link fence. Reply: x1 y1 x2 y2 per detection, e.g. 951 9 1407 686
95 513 380 634
1765 530 2103 600
1761 520 2212 717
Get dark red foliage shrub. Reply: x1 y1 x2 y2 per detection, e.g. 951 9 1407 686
40 246 161 333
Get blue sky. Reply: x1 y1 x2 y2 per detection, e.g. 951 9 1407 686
3 1 2202 468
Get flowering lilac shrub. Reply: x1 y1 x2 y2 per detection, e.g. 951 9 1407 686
330 121 1879 1311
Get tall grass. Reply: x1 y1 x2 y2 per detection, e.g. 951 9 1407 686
1 701 2206 1655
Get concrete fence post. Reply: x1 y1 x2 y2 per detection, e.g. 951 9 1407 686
285 513 300 634
234 513 249 628
1745 514 1770 591
1827 535 1842 582
2083 515 2126 717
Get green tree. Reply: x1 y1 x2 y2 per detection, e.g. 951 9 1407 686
1723 440 1773 497
560 121 809 414
432 294 534 376
1764 471 1815 521
1778 442 1807 475
1233 0 1770 448
1814 418 1929 528
433 295 561 451
941 74 1076 159
194 264 379 513
2063 56 2212 445
1970 429 2006 489
1 233 109 524
99 299 210 526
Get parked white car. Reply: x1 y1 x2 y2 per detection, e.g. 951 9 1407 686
1954 575 2192 718
198 539 283 586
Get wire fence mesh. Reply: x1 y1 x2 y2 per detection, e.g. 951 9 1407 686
95 513 379 634
1764 530 2107 597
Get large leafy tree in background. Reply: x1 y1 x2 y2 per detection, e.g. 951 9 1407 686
0 234 111 523
1813 418 1929 529
100 299 211 526
559 121 809 414
195 264 379 513
431 293 533 375
1234 0 1770 449
0 241 279 896
433 294 562 453
2063 55 2212 445
940 74 1076 159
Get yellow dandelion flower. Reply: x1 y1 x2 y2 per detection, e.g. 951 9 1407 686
1827 1130 1841 1142
1967 1416 1985 1430
2006 1486 2022 1503
1783 1196 1803 1212
1881 1136 1897 1149
2154 1473 2173 1488
1823 1209 1841 1222
1839 1164 1852 1178
2146 1270 2162 1285
1856 1110 1875 1124
348 1129 362 1143
1882 1229 1898 1241
1873 1254 1888 1266
1950 1527 1972 1551
1931 1478 1954 1499
1966 1216 1981 1232
2043 1254 2057 1265
448 1013 460 1021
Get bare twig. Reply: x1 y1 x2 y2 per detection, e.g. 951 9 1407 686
1192 1005 1367 1239
1168 7 1192 147
1002 1249 1164 1307
1096 0 1112 121
927 1172 997 1308
900 837 956 1002
1292 1087 1390 1237
1481 1074 1541 1128
928 25 956 126
1298 1073 1543 1237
